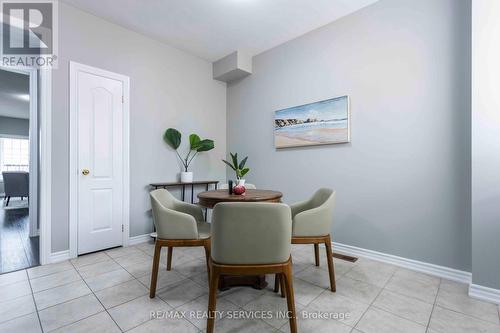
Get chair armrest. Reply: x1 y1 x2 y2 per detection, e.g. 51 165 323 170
174 200 205 222
153 205 199 239
290 199 311 218
292 206 332 237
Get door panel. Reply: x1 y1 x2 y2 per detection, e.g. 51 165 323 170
91 189 113 232
77 70 124 255
91 87 114 178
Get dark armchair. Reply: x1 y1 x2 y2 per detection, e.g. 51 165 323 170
2 172 29 206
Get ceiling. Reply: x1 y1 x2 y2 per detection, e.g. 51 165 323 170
0 70 30 119
61 0 379 61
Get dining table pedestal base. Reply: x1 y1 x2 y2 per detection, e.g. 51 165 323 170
218 274 268 291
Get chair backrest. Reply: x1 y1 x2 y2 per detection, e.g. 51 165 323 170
211 202 292 265
310 188 335 210
150 189 198 239
219 183 256 190
292 188 336 237
2 172 29 197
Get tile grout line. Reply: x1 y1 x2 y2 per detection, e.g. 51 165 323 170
68 247 200 333
28 265 74 280
25 269 44 333
427 302 500 327
352 266 398 332
28 261 139 313
0 275 41 327
30 276 83 295
369 272 440 306
277 253 360 332
112 245 208 332
425 278 441 333
67 252 126 333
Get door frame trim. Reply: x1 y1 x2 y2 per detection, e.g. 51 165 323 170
39 68 52 265
0 66 38 238
69 61 130 258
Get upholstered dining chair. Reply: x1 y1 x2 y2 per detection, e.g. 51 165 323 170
275 188 337 293
149 189 211 298
207 202 297 333
218 183 256 190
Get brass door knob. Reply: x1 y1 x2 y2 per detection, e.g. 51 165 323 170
82 169 90 176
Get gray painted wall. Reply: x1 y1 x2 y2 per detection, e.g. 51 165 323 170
51 3 226 252
227 0 471 271
0 116 29 137
471 0 500 289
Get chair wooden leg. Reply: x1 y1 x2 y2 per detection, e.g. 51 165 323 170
274 273 280 292
204 240 211 281
324 235 336 292
283 262 297 333
207 264 219 333
314 244 320 266
279 274 286 298
166 247 173 271
150 243 162 298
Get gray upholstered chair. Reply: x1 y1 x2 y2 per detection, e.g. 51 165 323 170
276 188 337 293
207 202 297 333
149 189 211 298
2 172 29 206
218 183 256 190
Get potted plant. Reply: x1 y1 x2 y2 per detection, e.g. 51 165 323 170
164 128 215 183
222 152 249 191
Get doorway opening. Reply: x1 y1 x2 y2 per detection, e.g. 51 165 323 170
0 67 39 273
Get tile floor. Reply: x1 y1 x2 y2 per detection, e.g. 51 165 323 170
0 242 499 333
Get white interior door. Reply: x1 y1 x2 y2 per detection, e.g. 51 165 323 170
75 67 125 255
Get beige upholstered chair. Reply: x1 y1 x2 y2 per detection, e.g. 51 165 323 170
207 202 297 333
149 189 211 298
276 188 337 293
218 183 256 190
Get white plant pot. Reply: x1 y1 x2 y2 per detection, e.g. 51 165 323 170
236 179 245 187
180 172 193 183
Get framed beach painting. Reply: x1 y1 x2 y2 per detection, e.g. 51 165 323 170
274 95 350 148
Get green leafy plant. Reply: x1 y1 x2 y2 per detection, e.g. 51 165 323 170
222 152 249 180
164 128 215 172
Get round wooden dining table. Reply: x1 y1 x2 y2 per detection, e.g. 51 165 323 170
197 189 283 290
197 189 283 209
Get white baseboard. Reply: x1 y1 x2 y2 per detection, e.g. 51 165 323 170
333 242 472 284
129 233 152 245
49 250 71 264
469 284 500 305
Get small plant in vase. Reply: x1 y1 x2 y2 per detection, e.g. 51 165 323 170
222 152 249 194
164 128 215 183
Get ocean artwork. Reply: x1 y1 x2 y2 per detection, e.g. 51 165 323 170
274 95 350 148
